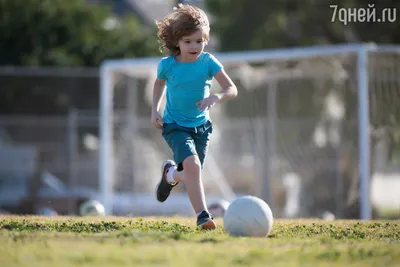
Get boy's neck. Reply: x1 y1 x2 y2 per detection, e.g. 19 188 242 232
176 53 201 63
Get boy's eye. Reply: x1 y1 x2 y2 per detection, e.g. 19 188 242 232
197 40 203 43
184 41 190 43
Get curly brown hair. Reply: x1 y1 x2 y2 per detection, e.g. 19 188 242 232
156 4 210 56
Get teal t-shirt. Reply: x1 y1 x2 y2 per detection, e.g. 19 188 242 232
157 52 223 128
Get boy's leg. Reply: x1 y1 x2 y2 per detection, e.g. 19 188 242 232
172 166 184 182
180 154 215 230
181 155 207 214
173 120 212 182
168 122 212 213
192 121 216 229
162 136 208 214
157 124 196 202
168 154 215 230
155 159 178 202
159 122 215 229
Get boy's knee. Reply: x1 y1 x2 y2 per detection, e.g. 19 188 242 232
182 155 201 171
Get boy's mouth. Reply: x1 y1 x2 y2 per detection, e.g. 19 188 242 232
189 52 198 55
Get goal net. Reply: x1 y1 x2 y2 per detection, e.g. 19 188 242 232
99 44 400 219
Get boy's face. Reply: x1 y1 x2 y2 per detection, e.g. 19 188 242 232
178 30 207 61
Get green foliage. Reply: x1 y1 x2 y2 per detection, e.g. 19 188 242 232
0 0 159 66
205 0 400 51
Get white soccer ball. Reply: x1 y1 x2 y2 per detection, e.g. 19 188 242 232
207 199 230 217
223 195 273 237
79 200 105 216
320 210 336 221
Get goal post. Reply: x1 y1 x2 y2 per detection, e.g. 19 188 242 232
99 43 400 219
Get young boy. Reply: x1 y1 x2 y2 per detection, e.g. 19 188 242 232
151 4 238 230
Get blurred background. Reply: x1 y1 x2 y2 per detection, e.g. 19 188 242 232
0 0 399 219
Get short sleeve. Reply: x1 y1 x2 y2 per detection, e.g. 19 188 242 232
208 53 223 77
157 59 167 80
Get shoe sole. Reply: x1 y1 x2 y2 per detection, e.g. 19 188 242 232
200 219 216 230
155 160 175 202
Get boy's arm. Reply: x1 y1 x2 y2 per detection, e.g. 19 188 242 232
152 78 166 111
151 78 166 129
197 69 237 111
213 69 238 102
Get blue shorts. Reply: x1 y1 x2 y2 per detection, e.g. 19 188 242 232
162 120 213 170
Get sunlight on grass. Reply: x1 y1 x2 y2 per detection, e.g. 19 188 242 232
0 216 399 267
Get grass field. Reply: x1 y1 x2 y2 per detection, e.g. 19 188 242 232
0 216 399 267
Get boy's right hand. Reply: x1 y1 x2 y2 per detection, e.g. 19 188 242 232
151 110 164 129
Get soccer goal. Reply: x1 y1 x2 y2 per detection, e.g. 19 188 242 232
99 43 400 219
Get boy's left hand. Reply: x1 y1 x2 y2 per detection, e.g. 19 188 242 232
196 94 219 111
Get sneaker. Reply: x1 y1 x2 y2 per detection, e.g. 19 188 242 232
197 210 216 230
156 160 178 202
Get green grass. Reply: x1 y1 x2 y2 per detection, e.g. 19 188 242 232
0 216 399 267
376 208 400 220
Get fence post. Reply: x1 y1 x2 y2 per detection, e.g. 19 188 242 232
67 108 78 215
265 79 277 212
357 45 371 220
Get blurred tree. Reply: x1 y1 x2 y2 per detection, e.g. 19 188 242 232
0 0 159 66
206 0 400 51
0 0 159 115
